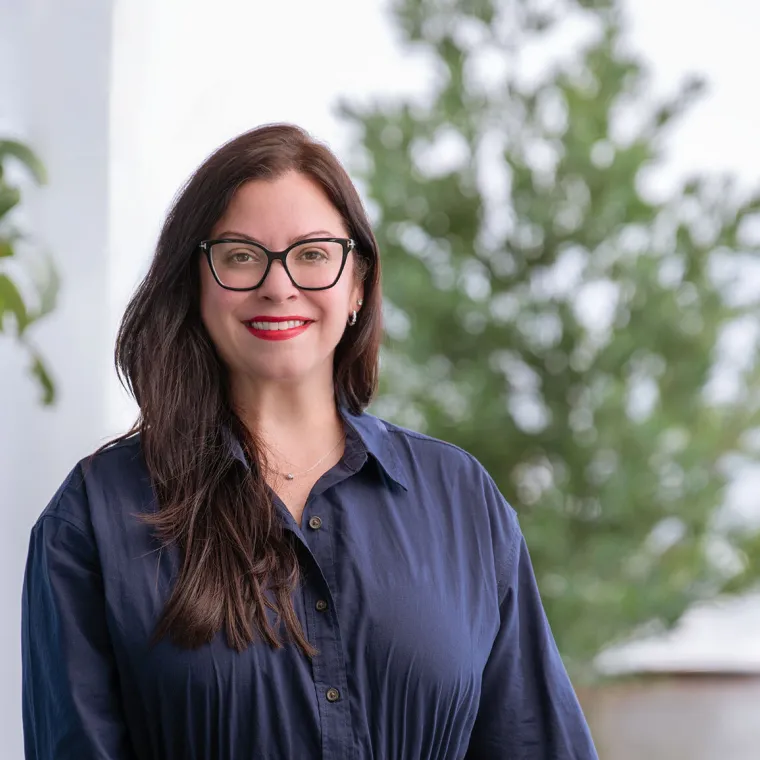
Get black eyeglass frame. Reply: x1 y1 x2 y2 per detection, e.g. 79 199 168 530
199 237 356 292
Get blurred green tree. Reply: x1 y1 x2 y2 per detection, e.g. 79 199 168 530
342 0 760 677
0 139 57 404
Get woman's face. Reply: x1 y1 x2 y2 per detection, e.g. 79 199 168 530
199 171 364 390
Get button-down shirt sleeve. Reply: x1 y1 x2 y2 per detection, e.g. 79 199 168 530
22 467 136 760
465 488 598 759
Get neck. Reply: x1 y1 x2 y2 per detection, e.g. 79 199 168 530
231 372 345 465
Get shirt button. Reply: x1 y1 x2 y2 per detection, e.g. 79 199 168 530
308 516 323 530
315 599 328 612
326 687 341 703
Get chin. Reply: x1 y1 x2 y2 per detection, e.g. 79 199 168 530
245 359 317 385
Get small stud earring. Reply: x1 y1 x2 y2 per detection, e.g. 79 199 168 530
358 298 364 307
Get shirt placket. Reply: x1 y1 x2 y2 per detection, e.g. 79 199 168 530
282 496 355 760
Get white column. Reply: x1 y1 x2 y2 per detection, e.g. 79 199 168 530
107 0 161 435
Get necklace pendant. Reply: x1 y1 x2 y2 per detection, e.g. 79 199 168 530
286 473 295 481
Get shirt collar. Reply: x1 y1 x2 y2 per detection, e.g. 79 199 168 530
222 426 248 467
223 410 409 491
340 407 409 491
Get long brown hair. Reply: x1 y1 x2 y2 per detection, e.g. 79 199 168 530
113 124 382 654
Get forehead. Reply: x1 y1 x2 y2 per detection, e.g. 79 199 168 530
213 171 347 245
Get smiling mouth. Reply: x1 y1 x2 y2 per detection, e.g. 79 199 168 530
243 319 310 331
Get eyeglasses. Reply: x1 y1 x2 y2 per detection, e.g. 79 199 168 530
199 237 356 291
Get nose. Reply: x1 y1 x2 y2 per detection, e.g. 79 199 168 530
257 259 298 302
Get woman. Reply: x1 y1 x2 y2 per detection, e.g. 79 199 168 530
22 124 597 759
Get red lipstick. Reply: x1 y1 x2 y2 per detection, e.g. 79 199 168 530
243 316 313 342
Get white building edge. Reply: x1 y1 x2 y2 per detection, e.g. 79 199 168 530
596 592 760 677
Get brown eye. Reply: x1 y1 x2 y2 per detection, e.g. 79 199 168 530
297 248 329 262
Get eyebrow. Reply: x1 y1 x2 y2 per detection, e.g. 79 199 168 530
214 229 341 247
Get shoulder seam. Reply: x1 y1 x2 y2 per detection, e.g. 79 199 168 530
35 511 91 538
499 505 523 606
386 424 481 462
32 463 92 536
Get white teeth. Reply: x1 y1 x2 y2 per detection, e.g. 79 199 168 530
249 320 307 330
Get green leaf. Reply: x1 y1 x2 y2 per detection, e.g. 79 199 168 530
29 350 55 405
0 185 21 220
0 139 47 184
0 136 57 406
0 272 29 333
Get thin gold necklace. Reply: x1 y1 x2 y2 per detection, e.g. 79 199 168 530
269 435 346 482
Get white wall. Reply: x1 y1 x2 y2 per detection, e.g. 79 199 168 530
0 0 114 751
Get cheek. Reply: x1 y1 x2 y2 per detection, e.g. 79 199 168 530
312 290 351 331
199 271 243 339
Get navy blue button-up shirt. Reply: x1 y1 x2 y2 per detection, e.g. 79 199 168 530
22 410 597 759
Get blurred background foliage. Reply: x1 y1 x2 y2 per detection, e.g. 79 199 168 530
343 0 760 678
0 139 57 404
